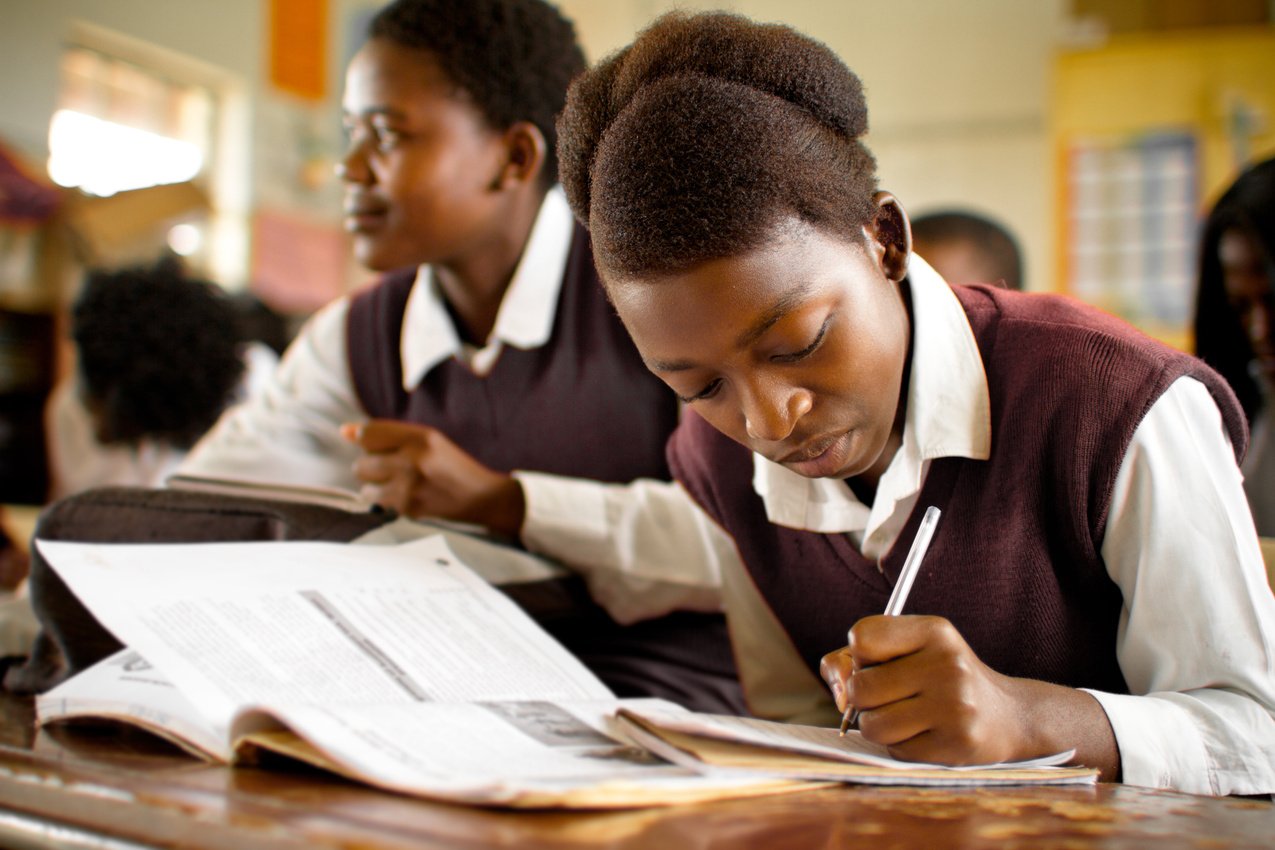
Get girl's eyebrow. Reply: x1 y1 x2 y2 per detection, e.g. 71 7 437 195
647 281 814 373
735 281 813 350
343 106 405 120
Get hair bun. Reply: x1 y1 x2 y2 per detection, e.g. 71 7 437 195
615 13 868 138
559 11 868 224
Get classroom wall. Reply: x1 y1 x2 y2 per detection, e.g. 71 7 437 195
558 0 1067 293
3 0 1269 310
0 0 1067 300
0 0 262 158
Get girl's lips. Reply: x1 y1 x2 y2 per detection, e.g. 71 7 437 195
344 209 387 233
781 432 853 478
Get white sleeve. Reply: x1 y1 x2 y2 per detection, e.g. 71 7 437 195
46 375 164 498
1089 375 1275 796
177 298 364 489
514 472 735 625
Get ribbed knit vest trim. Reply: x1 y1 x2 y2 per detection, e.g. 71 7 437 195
669 283 1247 693
346 227 745 714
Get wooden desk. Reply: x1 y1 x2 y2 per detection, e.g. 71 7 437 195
0 694 1270 850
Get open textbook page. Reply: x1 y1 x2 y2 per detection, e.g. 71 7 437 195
38 651 808 807
165 471 376 513
32 536 810 808
227 699 811 808
616 708 1099 787
33 536 611 739
38 648 227 760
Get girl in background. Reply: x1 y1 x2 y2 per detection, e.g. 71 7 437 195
1194 156 1275 534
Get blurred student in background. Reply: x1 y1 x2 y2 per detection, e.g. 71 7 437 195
179 0 743 713
1193 155 1275 536
910 209 1024 290
46 258 278 498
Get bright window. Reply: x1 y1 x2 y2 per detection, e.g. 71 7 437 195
47 47 214 199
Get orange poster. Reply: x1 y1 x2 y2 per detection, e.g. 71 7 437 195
269 0 328 101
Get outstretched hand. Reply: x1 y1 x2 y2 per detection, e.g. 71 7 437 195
340 420 526 538
819 614 1119 779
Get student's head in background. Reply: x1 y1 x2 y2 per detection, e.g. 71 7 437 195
338 0 586 272
558 11 914 482
72 257 245 449
1193 155 1275 424
910 209 1024 290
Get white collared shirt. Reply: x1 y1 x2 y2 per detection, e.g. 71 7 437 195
401 189 572 381
179 188 575 485
519 254 1275 796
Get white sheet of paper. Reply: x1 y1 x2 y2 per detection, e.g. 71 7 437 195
619 708 1076 770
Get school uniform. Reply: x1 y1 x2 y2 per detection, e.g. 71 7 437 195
179 189 744 713
521 255 1275 796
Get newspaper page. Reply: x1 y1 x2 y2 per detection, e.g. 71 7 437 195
34 536 612 743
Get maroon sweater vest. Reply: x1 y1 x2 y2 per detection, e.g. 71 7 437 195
669 284 1247 694
346 226 744 713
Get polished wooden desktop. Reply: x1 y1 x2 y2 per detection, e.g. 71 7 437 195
0 694 1271 850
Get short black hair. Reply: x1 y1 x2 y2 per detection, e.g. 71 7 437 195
72 258 245 448
557 11 878 278
368 0 585 186
1194 155 1275 424
911 209 1024 290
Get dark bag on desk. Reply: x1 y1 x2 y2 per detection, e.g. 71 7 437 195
2 486 394 694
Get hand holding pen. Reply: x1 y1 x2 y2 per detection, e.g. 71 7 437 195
819 506 1106 770
830 505 941 735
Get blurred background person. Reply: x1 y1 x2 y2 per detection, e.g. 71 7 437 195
45 257 279 499
1193 155 1275 536
910 208 1024 291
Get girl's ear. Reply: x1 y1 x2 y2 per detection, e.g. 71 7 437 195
867 192 911 282
495 121 547 189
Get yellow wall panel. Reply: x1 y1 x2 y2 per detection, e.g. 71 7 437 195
1052 27 1275 348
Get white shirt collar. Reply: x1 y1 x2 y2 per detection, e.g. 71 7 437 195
753 253 991 546
400 187 574 386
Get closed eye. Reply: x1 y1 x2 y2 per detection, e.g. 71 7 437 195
772 316 831 364
677 378 723 404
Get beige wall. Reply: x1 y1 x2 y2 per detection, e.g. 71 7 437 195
8 1 1266 305
557 0 1067 292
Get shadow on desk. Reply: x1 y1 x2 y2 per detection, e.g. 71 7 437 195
1 694 1271 850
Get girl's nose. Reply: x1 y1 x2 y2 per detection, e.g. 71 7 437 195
743 380 812 443
1247 303 1272 351
337 141 371 184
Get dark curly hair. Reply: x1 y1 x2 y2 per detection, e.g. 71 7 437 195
1193 155 1275 425
369 0 585 186
72 259 245 448
557 11 879 278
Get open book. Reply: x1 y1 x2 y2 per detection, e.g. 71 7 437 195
34 536 1097 809
166 471 377 513
166 471 501 542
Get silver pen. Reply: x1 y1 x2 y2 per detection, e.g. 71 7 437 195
839 505 942 735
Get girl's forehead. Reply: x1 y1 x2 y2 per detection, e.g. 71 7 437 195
611 224 869 304
345 40 455 106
